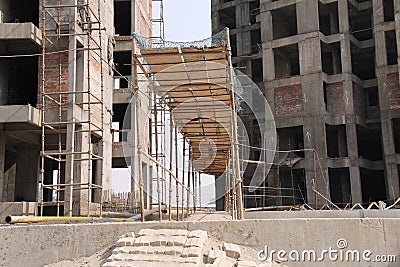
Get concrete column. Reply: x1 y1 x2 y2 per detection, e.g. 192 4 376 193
73 128 91 215
235 3 251 56
0 124 5 201
377 74 400 201
296 0 319 34
302 77 330 206
338 0 349 33
14 144 40 201
299 37 322 75
260 10 273 43
394 0 400 71
375 0 400 201
262 47 275 82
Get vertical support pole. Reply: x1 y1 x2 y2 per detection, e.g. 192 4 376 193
181 137 186 219
225 152 231 212
314 150 318 209
199 172 202 209
40 1 46 216
225 27 244 219
168 113 173 221
174 125 179 221
187 143 191 216
154 93 162 221
193 165 197 213
132 43 144 222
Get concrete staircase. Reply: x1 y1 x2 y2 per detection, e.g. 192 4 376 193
103 229 207 267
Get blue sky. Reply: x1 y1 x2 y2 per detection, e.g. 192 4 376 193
163 0 211 41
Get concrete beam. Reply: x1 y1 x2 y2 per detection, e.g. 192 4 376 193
0 105 41 125
0 23 41 43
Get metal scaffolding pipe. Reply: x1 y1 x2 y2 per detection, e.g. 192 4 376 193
4 216 138 224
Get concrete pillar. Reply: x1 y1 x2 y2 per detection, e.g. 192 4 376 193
260 10 273 43
395 0 400 71
338 0 349 33
14 144 40 201
377 74 400 201
302 77 330 206
299 37 322 75
374 0 400 201
72 127 91 215
296 0 319 34
343 78 362 204
0 124 5 201
235 2 251 67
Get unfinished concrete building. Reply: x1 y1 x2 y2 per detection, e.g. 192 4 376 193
0 0 156 217
111 0 154 211
0 0 116 216
212 0 400 209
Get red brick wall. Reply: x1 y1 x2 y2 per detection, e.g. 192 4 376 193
326 82 344 115
388 72 400 110
274 84 303 116
37 51 69 108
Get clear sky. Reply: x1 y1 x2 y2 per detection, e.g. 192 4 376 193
163 0 212 41
112 0 215 207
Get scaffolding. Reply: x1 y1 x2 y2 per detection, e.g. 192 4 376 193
132 28 245 220
39 0 105 216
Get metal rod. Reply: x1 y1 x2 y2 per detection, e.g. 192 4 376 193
168 114 173 221
174 124 179 221
226 27 244 219
154 92 162 222
181 137 186 219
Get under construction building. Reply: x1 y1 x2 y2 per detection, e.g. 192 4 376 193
212 0 400 209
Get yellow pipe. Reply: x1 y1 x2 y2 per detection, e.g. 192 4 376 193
5 216 135 224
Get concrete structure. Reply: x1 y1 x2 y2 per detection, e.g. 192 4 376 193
212 0 400 209
0 216 399 266
0 0 154 216
112 0 154 210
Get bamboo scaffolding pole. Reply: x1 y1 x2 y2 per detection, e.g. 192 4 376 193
187 143 191 216
181 137 186 219
154 92 162 221
174 125 179 221
225 28 244 220
168 114 173 221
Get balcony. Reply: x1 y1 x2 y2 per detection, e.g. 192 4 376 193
0 23 42 54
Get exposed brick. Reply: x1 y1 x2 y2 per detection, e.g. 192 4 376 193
274 84 302 116
388 72 400 110
325 82 344 115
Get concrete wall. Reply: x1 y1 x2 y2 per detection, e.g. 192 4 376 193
0 217 399 267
